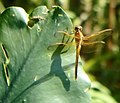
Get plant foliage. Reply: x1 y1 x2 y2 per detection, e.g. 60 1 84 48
0 6 91 103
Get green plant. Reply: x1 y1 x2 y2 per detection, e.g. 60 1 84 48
0 6 91 103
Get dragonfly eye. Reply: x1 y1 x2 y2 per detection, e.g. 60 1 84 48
75 26 82 31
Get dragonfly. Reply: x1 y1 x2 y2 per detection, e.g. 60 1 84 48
50 26 112 79
73 26 112 79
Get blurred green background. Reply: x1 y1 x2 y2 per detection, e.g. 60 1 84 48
0 0 119 102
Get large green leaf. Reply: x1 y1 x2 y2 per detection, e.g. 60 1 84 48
0 6 91 103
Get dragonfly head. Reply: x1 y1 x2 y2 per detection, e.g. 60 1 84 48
75 26 82 32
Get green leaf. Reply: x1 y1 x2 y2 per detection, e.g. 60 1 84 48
0 6 91 103
90 81 118 103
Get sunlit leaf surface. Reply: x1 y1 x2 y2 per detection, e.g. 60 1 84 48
0 6 91 103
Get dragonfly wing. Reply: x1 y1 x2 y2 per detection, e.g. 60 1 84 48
81 42 105 53
83 29 113 42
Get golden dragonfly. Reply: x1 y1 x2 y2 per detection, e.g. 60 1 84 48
51 26 112 79
73 26 112 79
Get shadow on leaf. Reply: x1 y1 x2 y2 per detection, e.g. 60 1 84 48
50 44 70 91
